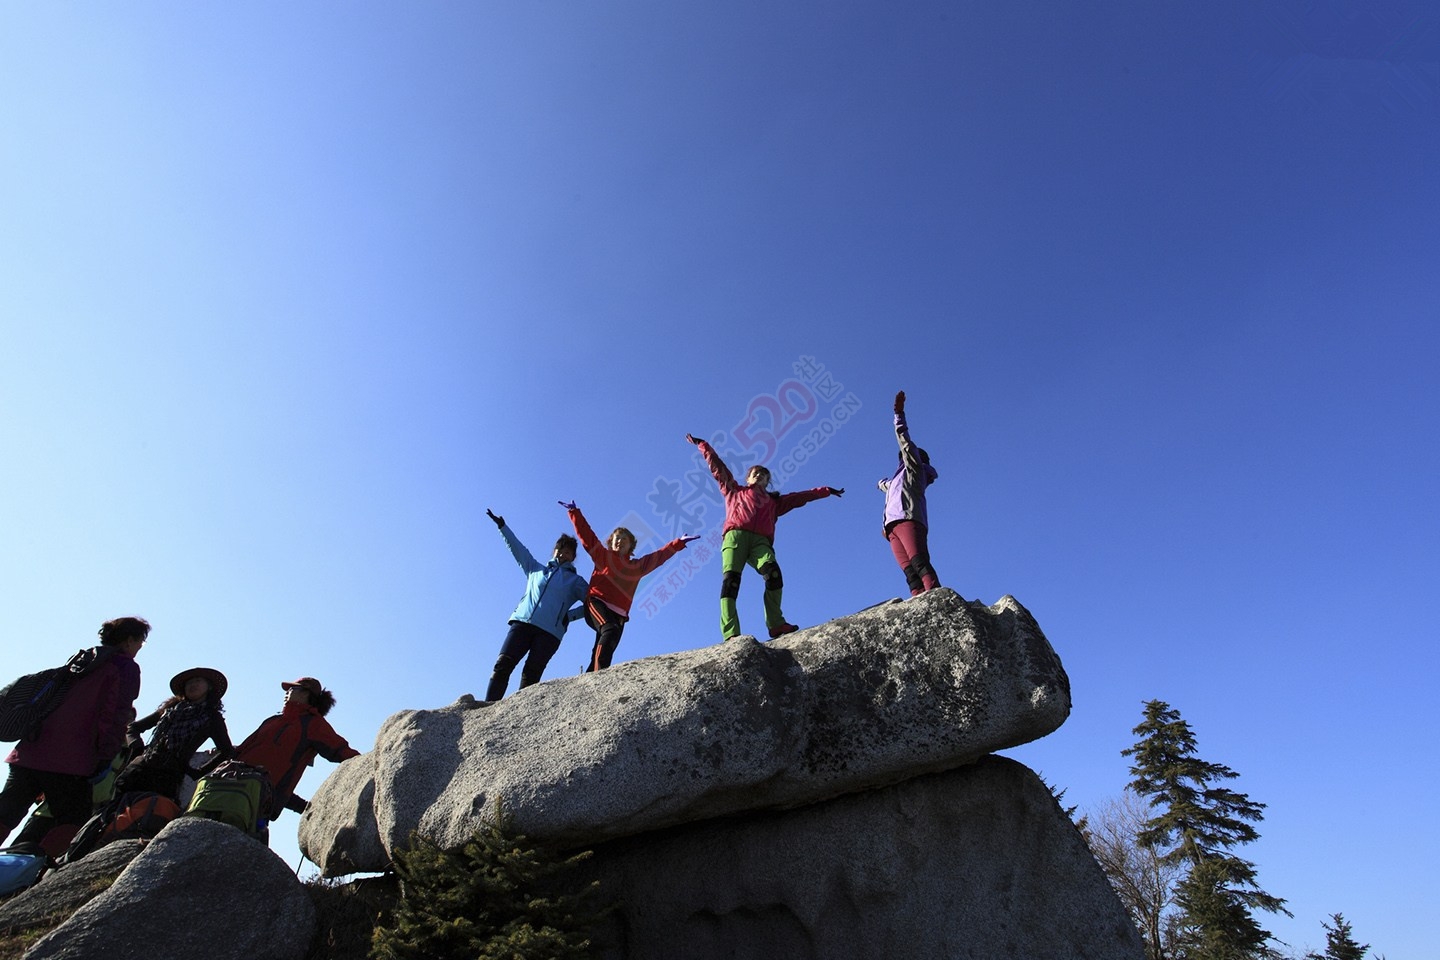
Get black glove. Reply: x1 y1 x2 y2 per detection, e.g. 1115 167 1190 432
486 509 505 528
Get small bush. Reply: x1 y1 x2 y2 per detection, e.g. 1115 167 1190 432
371 800 609 960
306 874 399 960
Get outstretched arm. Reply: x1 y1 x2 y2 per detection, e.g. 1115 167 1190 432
633 535 701 575
776 486 844 515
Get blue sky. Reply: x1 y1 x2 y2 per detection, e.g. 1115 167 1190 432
2 3 1436 955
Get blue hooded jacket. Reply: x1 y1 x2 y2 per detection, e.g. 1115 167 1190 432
500 524 589 641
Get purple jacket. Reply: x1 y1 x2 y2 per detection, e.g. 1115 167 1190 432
6 651 142 776
878 410 938 532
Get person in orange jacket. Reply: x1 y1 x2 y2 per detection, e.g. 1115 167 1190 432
560 501 699 671
234 677 359 823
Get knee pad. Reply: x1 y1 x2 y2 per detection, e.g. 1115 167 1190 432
721 570 743 599
758 562 783 592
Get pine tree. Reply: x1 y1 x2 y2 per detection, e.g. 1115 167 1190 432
1304 913 1370 960
1122 700 1289 960
370 799 609 960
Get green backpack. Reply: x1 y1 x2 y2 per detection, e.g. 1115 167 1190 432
184 761 273 837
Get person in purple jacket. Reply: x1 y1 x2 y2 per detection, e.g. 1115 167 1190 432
878 391 942 596
0 616 147 857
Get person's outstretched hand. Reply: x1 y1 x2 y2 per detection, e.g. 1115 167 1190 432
558 500 577 511
486 508 505 528
685 433 701 445
894 391 906 414
679 535 702 545
827 487 846 498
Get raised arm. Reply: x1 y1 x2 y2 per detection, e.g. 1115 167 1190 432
496 520 542 574
563 502 604 558
689 434 740 495
894 391 934 480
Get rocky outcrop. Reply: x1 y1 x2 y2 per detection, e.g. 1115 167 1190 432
0 841 145 935
301 590 1070 873
581 756 1146 960
20 819 314 960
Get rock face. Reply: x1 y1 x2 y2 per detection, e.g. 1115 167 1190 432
581 756 1146 960
21 819 315 960
0 841 145 935
301 589 1070 873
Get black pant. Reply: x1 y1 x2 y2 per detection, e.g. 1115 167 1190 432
486 622 562 700
0 764 91 850
583 599 629 672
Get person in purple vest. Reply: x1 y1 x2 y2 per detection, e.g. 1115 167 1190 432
878 391 942 596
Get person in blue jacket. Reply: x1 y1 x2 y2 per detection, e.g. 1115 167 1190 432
484 508 590 700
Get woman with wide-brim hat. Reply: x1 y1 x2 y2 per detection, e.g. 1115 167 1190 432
114 666 235 801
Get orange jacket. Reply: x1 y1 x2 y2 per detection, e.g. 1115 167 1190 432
569 507 687 617
235 701 359 818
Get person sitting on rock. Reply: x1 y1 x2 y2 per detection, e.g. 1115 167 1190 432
234 676 359 825
115 667 235 801
0 617 146 857
878 390 943 596
685 433 844 640
484 508 589 700
560 501 699 672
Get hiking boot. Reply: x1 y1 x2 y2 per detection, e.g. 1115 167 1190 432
768 623 799 639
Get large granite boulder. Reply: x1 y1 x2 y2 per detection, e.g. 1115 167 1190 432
21 819 315 960
581 755 1146 960
302 590 1069 874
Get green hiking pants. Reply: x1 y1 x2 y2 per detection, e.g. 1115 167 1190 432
719 529 785 639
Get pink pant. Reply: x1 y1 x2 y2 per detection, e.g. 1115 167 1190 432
887 521 940 596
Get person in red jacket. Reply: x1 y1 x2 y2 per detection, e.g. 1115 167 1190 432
560 501 699 671
234 677 359 824
685 433 844 640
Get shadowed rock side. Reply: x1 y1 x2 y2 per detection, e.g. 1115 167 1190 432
20 819 315 960
301 589 1071 874
580 756 1146 960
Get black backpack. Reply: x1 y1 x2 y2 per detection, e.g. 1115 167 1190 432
0 646 116 743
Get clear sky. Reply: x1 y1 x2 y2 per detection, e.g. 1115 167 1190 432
2 3 1436 956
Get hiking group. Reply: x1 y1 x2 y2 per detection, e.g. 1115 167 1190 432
0 617 358 883
483 390 945 698
0 390 946 890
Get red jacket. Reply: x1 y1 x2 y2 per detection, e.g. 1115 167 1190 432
569 507 687 617
698 441 833 540
235 701 359 818
7 651 141 776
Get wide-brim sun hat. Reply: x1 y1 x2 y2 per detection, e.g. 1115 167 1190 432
169 667 228 700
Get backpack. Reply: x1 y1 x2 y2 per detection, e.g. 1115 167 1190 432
0 846 48 896
0 646 117 742
60 791 182 865
185 761 273 837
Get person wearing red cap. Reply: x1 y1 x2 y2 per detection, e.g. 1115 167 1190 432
234 677 359 826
